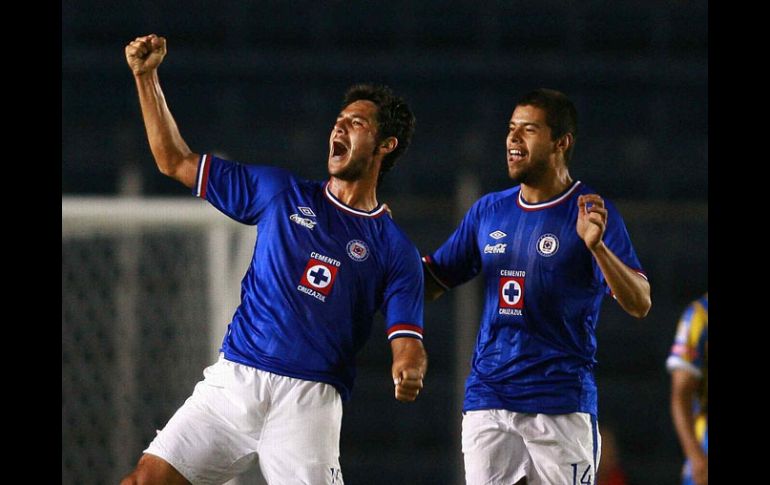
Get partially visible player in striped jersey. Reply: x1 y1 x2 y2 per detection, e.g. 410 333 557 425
422 88 651 485
122 34 426 485
667 294 708 485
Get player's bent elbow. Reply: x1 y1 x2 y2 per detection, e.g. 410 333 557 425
156 160 176 178
625 278 652 319
156 153 198 188
630 308 650 319
154 153 181 176
628 297 652 319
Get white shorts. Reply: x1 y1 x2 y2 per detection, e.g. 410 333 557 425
462 410 601 485
145 356 344 485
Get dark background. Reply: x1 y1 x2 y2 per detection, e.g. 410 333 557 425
62 1 707 484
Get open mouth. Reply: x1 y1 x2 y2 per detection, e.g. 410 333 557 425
508 148 526 163
331 140 349 160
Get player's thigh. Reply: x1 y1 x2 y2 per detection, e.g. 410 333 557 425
516 413 600 485
258 376 344 484
462 410 530 485
144 358 266 484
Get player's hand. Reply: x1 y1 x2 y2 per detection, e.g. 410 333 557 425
125 34 167 76
576 194 607 251
392 368 423 402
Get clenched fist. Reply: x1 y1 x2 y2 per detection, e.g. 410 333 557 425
393 368 424 402
125 34 167 76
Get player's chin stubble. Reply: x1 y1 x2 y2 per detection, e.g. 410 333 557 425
330 158 367 181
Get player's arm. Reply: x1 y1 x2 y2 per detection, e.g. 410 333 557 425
390 337 427 402
382 202 447 303
423 260 447 301
577 194 651 318
421 200 484 303
125 34 199 188
671 369 708 485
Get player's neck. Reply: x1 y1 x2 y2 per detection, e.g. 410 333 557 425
520 168 573 204
327 177 379 211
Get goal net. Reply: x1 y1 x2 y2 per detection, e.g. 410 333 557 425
62 197 255 484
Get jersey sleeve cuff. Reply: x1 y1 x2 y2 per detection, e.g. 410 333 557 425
666 355 702 377
387 324 423 341
422 255 451 291
193 153 212 199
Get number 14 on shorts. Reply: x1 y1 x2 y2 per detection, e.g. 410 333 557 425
571 463 593 485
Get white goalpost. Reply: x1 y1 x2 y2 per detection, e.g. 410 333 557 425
63 196 255 360
62 196 256 484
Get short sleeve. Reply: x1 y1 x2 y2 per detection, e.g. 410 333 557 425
193 153 296 225
383 240 425 341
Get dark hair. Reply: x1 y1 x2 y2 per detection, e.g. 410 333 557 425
342 84 416 184
515 88 578 163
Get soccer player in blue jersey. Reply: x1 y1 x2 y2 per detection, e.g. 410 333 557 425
121 34 427 485
667 294 708 485
422 88 651 485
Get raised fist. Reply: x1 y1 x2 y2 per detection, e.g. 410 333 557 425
125 34 167 76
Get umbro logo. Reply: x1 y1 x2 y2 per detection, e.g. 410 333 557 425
298 206 316 217
489 230 507 240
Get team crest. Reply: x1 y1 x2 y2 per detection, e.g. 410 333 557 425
536 233 559 257
346 240 370 262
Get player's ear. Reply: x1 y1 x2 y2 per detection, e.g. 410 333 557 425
378 137 398 155
556 133 573 154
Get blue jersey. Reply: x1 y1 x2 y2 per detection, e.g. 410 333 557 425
193 154 424 401
424 181 644 415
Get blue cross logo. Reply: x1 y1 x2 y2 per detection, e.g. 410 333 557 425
502 280 521 305
309 267 329 286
